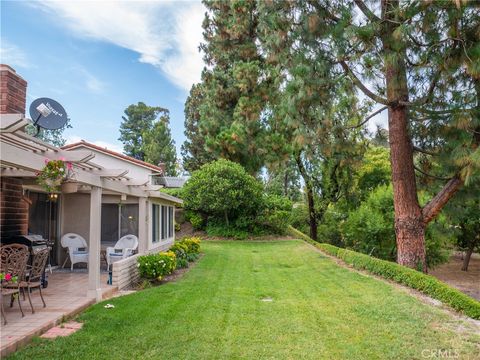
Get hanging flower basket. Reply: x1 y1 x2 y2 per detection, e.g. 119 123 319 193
61 181 79 194
36 159 75 193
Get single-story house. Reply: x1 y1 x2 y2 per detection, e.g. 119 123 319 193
0 64 182 301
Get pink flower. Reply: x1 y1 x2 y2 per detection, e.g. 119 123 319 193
5 273 12 281
67 162 73 170
60 157 66 161
45 159 49 164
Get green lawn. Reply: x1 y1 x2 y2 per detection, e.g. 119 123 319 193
9 240 479 360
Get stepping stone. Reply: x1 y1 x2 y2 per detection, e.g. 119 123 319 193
41 321 83 339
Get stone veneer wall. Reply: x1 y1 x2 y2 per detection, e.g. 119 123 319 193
111 240 173 290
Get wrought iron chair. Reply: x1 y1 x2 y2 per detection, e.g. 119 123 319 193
0 244 29 323
17 248 49 313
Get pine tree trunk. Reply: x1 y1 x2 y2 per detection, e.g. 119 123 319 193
306 184 318 241
295 153 318 241
461 245 474 272
382 0 426 271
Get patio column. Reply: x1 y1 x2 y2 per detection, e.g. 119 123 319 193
88 185 102 301
138 197 147 254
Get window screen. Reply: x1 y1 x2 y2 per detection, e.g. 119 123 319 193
152 204 159 243
168 206 174 238
161 205 167 240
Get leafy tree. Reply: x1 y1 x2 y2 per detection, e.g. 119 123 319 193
185 0 268 174
119 102 167 160
260 1 479 271
182 83 215 173
143 114 177 176
342 185 452 269
264 159 302 202
25 118 72 147
354 145 391 200
183 159 263 227
444 187 480 271
258 2 368 240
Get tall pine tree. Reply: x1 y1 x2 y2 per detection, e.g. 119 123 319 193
182 0 269 174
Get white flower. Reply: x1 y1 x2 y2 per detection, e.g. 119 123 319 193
104 304 115 309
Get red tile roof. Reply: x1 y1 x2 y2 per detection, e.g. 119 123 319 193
61 140 164 173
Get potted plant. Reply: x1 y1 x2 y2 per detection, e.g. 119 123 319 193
37 158 78 194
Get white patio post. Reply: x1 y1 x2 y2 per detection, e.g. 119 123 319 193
88 185 102 301
138 197 147 254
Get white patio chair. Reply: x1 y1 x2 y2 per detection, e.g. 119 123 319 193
106 234 138 270
61 233 89 271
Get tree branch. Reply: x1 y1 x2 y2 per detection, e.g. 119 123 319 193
354 0 381 22
422 175 464 225
412 146 437 156
413 165 451 180
340 61 390 105
346 106 388 129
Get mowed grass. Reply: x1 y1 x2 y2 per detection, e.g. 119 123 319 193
8 240 480 360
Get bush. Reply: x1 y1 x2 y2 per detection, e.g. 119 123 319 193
206 222 250 239
170 242 189 269
183 160 263 226
341 185 452 267
187 211 205 230
258 194 293 234
138 251 176 281
287 226 480 320
181 237 201 254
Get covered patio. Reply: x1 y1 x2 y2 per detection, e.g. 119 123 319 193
0 270 116 356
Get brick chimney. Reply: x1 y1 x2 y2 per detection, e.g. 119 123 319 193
0 65 29 238
0 64 27 115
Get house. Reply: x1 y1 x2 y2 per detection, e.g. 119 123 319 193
0 64 182 301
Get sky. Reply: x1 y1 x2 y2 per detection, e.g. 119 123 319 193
1 1 387 157
1 0 206 154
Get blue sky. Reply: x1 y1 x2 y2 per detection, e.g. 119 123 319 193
1 0 205 154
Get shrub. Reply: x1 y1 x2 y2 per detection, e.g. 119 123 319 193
187 211 205 230
341 185 452 267
138 251 176 281
259 194 293 234
170 242 189 269
183 159 263 227
287 226 480 320
181 237 201 254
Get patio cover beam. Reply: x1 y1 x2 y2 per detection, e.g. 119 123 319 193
0 114 28 133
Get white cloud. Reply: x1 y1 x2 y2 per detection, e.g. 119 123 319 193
74 66 106 94
32 1 205 91
66 135 124 154
0 38 31 68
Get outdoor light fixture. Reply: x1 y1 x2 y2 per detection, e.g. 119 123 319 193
48 193 58 202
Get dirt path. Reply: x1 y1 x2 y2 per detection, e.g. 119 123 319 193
430 252 480 301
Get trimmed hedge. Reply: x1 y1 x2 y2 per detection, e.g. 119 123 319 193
287 226 480 320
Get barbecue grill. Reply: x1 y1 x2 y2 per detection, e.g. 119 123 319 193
1 234 52 288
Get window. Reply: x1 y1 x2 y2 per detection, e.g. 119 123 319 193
168 206 174 238
152 203 174 243
152 204 159 243
161 205 167 240
102 204 138 244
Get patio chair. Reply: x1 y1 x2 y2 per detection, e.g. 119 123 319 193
61 233 89 271
106 235 138 270
0 244 29 322
16 248 49 314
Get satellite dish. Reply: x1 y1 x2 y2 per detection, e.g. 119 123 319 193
29 97 68 134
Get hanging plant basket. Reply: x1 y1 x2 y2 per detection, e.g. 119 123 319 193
37 159 76 193
61 181 79 194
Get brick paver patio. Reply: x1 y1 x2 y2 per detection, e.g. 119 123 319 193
1 270 116 357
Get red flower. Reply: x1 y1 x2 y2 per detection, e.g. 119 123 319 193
5 273 12 281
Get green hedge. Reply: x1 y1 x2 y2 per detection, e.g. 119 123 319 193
287 226 480 320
